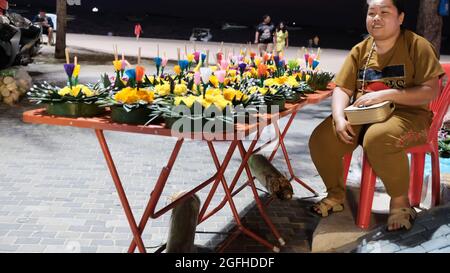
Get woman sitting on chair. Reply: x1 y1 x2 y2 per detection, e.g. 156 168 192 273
308 0 445 231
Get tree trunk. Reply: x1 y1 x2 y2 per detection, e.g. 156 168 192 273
166 192 200 253
54 0 67 59
417 0 443 56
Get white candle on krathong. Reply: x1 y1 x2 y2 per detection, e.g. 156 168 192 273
206 49 209 66
177 48 180 62
317 47 321 60
220 41 224 53
184 44 188 56
138 47 141 65
157 44 160 58
193 42 197 52
74 56 77 66
65 48 70 64
114 45 119 61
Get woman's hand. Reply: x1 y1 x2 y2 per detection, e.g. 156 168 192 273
353 90 391 107
334 118 356 145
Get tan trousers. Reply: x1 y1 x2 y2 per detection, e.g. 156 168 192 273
309 107 433 200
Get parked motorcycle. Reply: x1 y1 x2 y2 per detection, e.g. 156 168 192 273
0 12 41 70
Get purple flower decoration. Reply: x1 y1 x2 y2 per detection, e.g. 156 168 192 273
64 64 75 78
238 62 247 75
304 54 310 67
273 55 280 67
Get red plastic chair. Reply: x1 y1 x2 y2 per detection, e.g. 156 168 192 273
343 63 450 229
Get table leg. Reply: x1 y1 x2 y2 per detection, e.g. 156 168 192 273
127 137 184 253
95 129 147 253
270 114 319 196
237 141 285 246
216 141 280 252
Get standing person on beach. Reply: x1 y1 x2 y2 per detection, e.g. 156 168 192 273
134 23 143 40
275 22 289 55
255 15 276 56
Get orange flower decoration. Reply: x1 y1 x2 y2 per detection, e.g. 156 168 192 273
257 64 268 78
135 65 145 82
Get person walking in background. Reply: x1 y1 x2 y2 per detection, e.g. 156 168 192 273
33 9 54 46
275 21 289 55
0 0 8 15
255 15 275 56
134 23 143 40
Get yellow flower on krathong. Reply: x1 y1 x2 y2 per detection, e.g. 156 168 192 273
196 97 212 109
305 74 311 82
228 70 237 77
174 84 188 96
155 84 171 96
259 87 269 95
210 66 218 72
235 91 248 102
174 95 196 108
248 86 259 94
264 78 276 87
187 54 194 63
114 87 154 104
213 97 232 111
267 64 276 73
58 84 94 97
58 86 72 96
223 88 237 101
205 94 216 103
174 65 182 75
72 65 81 78
286 76 300 87
209 75 219 88
275 76 288 85
206 88 221 97
113 60 122 72
243 71 253 79
174 96 183 106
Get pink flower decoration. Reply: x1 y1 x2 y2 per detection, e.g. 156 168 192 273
162 57 168 67
194 71 201 85
215 70 226 83
220 60 229 70
194 52 200 63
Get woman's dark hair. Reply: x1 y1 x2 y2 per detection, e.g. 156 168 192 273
262 14 271 22
276 22 287 33
366 0 405 15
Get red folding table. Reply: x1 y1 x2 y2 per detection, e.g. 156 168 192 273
22 90 331 253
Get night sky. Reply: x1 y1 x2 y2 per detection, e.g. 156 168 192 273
10 0 423 28
7 0 449 52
